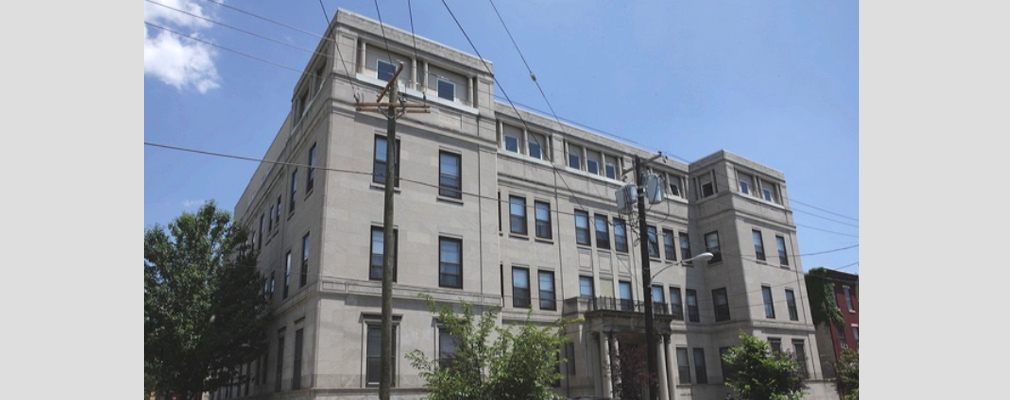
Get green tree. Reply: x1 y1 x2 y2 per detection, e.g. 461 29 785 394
834 348 858 400
145 201 270 400
722 332 806 400
406 295 579 400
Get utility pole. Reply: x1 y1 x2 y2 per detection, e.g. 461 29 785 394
355 63 429 400
631 153 663 400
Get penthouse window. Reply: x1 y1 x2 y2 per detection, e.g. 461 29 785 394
696 170 717 199
566 141 621 179
663 172 686 198
760 180 780 203
436 78 455 101
567 143 583 169
503 124 521 153
738 171 755 195
499 123 550 161
376 59 397 82
528 132 547 160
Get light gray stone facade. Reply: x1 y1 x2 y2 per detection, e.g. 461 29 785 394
229 8 837 400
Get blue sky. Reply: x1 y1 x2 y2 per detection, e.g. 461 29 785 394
144 0 858 274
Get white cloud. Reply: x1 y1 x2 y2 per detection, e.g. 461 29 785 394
144 0 221 93
182 199 208 209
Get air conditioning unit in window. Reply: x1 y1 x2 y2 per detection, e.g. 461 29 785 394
616 184 637 214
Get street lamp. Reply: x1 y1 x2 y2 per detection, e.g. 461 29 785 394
650 252 715 280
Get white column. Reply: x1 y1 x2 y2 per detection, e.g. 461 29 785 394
657 335 669 400
599 333 613 397
666 337 677 400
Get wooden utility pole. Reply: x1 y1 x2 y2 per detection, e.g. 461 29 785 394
355 62 429 400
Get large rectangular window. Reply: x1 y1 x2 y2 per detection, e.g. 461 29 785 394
579 276 594 299
373 136 400 186
619 281 633 311
604 155 618 179
679 231 691 260
705 231 722 263
793 340 808 378
509 196 527 235
436 79 455 101
776 235 789 265
594 214 610 249
567 143 583 169
439 237 463 288
369 227 397 281
528 132 547 160
513 267 530 308
686 289 699 322
762 286 775 318
652 285 667 314
376 59 396 81
534 201 552 239
290 170 298 213
647 225 660 259
539 270 556 310
843 286 856 312
292 328 303 390
753 230 766 261
503 125 521 153
669 287 684 320
438 329 457 369
574 210 591 246
275 334 285 392
439 151 462 198
713 288 730 321
307 143 316 192
785 289 799 320
663 228 677 261
676 348 691 384
693 348 708 384
300 233 310 287
586 149 601 175
366 324 397 387
613 218 628 252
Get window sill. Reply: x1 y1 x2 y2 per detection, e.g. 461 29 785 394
436 196 464 206
534 237 554 245
370 184 402 193
303 188 314 200
508 233 529 241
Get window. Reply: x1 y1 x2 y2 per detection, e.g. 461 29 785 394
269 203 276 231
586 149 601 175
837 325 848 349
276 196 282 224
539 270 556 310
663 229 677 261
738 171 755 195
275 334 285 392
613 218 628 252
579 276 594 299
646 225 660 259
713 288 730 321
300 233 310 287
292 329 303 390
666 173 684 198
793 340 808 378
366 324 397 386
785 289 799 321
700 177 715 198
436 79 454 101
705 231 722 263
760 180 779 203
438 329 457 369
307 143 316 192
439 152 462 198
567 143 582 169
652 285 667 314
258 215 265 250
693 348 708 384
776 235 789 265
719 347 734 383
676 348 691 384
769 338 782 353
290 170 297 213
503 125 521 153
669 287 684 320
373 136 400 186
604 155 618 179
852 326 859 345
686 289 699 322
574 210 591 246
509 196 527 235
528 132 547 160
376 59 396 82
534 201 552 239
439 237 463 288
284 251 291 299
618 281 633 311
594 214 610 249
843 286 856 312
679 231 691 260
762 286 775 318
269 271 275 300
513 267 530 308
369 227 397 281
753 230 766 261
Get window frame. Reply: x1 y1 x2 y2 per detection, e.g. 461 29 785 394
436 78 455 101
594 214 610 249
776 235 789 265
567 143 583 170
579 275 594 299
372 135 401 186
613 218 628 252
509 195 528 235
762 286 775 319
300 232 310 287
512 267 531 308
438 151 462 199
534 201 552 240
713 287 730 322
618 280 633 311
538 270 557 311
528 132 547 160
693 348 708 384
686 289 699 322
843 285 856 312
646 225 660 259
704 231 722 263
292 328 303 390
306 143 317 193
785 289 799 320
289 169 297 213
369 226 398 282
679 231 691 260
365 323 397 387
676 347 691 384
376 59 396 82
669 287 684 320
753 229 766 261
438 237 463 289
574 210 591 246
284 251 291 299
663 228 677 261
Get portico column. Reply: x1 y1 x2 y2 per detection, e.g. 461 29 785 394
599 332 613 397
665 336 677 400
657 335 669 400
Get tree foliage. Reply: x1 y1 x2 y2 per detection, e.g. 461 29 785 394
145 201 270 400
406 295 580 400
834 348 858 400
722 332 806 400
804 267 845 330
